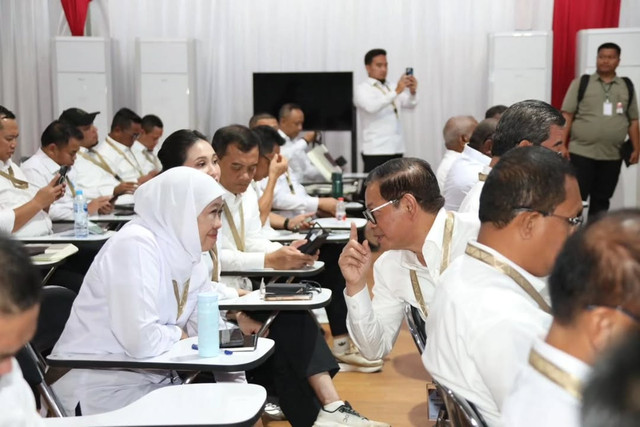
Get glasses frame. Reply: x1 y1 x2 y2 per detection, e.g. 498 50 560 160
362 199 398 224
512 207 584 227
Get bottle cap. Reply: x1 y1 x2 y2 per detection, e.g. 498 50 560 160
76 189 83 195
338 197 344 201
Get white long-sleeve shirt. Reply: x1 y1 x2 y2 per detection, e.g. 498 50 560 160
259 173 319 218
0 209 14 233
354 77 418 155
132 141 161 174
435 150 462 190
344 209 479 360
0 358 43 426
443 145 491 211
96 136 144 183
0 159 52 237
423 241 553 427
74 146 134 205
278 130 324 183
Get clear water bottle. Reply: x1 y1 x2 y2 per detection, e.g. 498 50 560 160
197 292 220 357
336 197 346 221
73 189 89 238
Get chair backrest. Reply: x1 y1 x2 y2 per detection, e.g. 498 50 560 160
434 381 488 427
403 302 426 353
32 285 76 355
16 343 67 417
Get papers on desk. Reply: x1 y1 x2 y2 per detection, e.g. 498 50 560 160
306 144 342 181
28 243 79 263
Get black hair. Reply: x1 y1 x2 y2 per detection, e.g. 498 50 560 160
252 126 285 156
484 105 508 119
157 129 208 171
468 119 497 151
0 105 16 130
211 124 259 158
365 157 444 214
278 103 302 121
364 49 387 65
479 146 576 228
40 120 75 148
248 113 277 129
598 42 621 56
491 100 565 157
110 107 142 132
141 114 163 133
0 234 42 315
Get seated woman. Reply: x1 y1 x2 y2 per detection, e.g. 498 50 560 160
51 167 258 414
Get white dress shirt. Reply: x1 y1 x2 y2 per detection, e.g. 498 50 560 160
0 358 43 426
344 209 480 360
259 173 319 218
435 150 462 189
423 241 553 427
0 159 52 237
96 136 145 183
132 140 161 174
354 77 417 155
220 184 282 290
502 338 589 427
21 149 77 221
0 209 14 233
278 130 324 183
443 145 491 211
458 171 489 216
74 146 121 200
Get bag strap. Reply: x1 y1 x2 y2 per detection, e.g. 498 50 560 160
576 74 590 115
622 76 634 121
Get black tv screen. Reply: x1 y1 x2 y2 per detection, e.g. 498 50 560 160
253 72 353 131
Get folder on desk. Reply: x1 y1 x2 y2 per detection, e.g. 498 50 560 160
29 243 79 263
307 145 342 182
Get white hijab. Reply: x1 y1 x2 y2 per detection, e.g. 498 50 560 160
132 166 224 284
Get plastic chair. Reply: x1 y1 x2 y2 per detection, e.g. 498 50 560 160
434 381 488 427
403 302 426 354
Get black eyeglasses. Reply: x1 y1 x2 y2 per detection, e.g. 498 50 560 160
362 199 397 224
587 304 640 325
513 207 584 227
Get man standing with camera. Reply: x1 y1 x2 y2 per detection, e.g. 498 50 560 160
355 49 418 172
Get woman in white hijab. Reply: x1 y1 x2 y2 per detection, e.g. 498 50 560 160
51 167 229 415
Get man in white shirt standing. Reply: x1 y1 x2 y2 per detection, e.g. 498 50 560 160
503 209 640 427
132 114 163 174
0 106 62 237
434 115 478 189
22 121 112 220
355 49 418 172
0 236 45 426
338 158 479 360
423 146 583 426
443 118 496 211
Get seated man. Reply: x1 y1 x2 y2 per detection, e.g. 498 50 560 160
423 146 583 426
0 235 44 426
278 103 325 183
503 209 640 427
22 120 112 220
434 115 478 188
443 118 496 211
132 114 163 174
213 124 389 426
338 158 480 360
0 106 63 236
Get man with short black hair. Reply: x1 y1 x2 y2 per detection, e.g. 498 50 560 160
249 112 279 130
133 114 163 174
22 120 112 220
0 235 44 425
435 115 478 188
503 209 640 427
561 42 640 218
423 146 583 426
485 105 508 120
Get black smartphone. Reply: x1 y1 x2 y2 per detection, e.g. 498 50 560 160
298 228 330 255
57 165 69 185
405 67 414 76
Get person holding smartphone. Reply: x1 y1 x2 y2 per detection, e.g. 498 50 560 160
355 49 418 172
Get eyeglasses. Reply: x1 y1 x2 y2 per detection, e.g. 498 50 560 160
587 304 640 325
362 199 397 224
513 207 584 227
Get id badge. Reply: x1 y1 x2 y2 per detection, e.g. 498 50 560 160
603 101 613 116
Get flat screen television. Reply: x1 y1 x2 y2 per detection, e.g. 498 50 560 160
253 72 353 131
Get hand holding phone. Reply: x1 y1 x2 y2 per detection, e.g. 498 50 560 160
405 67 414 76
57 165 70 185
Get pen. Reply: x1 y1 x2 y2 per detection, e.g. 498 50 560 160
285 171 295 194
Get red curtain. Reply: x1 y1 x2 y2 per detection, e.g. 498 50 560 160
551 0 621 109
61 0 92 36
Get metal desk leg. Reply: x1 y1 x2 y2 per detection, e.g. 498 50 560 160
41 266 58 286
258 311 280 337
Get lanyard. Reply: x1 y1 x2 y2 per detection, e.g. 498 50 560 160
600 80 613 101
65 176 76 197
529 348 583 400
465 243 551 313
106 140 144 177
478 172 488 182
223 202 245 252
172 279 190 321
0 166 29 189
410 212 455 318
79 150 122 182
209 247 220 282
373 81 398 117
143 150 161 170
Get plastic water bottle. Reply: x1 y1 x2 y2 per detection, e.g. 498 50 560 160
336 197 346 221
197 292 220 357
259 278 266 300
73 189 89 238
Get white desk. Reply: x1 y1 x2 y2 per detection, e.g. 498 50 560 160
313 217 367 230
221 260 325 277
264 229 350 244
27 243 79 285
47 337 274 372
344 201 364 210
219 288 332 312
42 383 266 426
89 213 136 222
16 230 115 243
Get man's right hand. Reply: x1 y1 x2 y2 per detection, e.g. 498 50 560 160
113 181 138 196
88 196 114 215
269 153 289 179
265 241 317 270
395 75 409 94
34 175 65 210
338 223 371 296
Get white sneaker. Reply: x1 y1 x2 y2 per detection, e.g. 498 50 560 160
313 401 390 427
333 340 383 373
263 402 287 421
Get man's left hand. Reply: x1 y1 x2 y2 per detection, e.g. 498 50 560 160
407 76 418 95
630 150 639 165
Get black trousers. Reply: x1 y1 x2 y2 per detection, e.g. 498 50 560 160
361 153 403 173
570 152 622 219
246 311 339 427
314 243 349 337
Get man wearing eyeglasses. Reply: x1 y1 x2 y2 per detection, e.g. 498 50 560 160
338 157 480 361
423 146 583 426
502 209 640 427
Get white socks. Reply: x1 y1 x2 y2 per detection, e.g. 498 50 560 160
323 400 345 411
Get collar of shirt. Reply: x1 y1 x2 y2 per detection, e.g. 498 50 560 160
32 148 62 176
0 158 12 172
132 140 147 154
461 144 491 166
399 208 448 272
106 135 132 152
222 187 243 210
277 129 293 144
531 338 591 387
595 73 622 85
367 77 389 88
467 240 547 295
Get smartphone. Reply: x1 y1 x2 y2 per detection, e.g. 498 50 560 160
298 228 330 255
406 67 414 76
57 165 70 185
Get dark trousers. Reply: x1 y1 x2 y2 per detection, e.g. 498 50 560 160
314 243 348 337
246 311 339 427
361 153 403 173
570 152 622 219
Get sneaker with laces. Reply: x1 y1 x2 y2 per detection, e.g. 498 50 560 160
333 340 383 373
313 401 390 427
